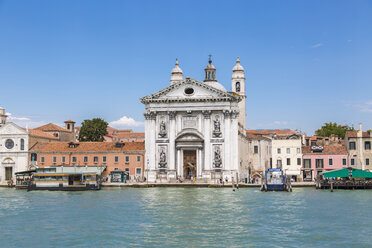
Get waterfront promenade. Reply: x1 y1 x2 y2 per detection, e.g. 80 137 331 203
101 181 316 188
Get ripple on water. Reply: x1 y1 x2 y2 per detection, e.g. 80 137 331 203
1 187 372 248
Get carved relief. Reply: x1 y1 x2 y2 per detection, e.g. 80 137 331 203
213 115 222 138
158 120 167 138
213 145 222 168
202 110 211 119
158 146 167 168
168 111 176 120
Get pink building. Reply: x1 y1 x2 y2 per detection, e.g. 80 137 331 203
302 145 348 181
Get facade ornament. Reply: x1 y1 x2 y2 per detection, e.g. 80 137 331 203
202 110 211 119
158 120 167 138
158 148 167 168
144 112 151 120
168 111 176 120
213 116 222 138
213 146 222 168
231 110 239 119
149 111 157 120
223 110 231 118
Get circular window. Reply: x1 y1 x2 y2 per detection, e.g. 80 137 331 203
184 88 194 95
5 139 14 149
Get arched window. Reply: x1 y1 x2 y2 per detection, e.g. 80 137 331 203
236 82 241 92
20 139 25 150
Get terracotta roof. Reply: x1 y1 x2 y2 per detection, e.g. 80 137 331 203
64 120 75 123
246 129 297 136
25 129 59 140
30 141 145 152
34 123 69 132
113 132 145 138
246 133 268 140
345 131 371 138
302 145 347 154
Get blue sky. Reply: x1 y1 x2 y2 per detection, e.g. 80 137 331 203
1 0 371 134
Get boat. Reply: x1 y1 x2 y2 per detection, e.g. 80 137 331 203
261 168 292 192
17 166 106 191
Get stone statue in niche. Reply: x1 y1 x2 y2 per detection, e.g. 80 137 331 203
158 120 167 138
213 146 222 168
158 148 167 168
213 116 222 138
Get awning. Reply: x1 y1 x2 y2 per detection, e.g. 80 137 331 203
15 170 36 175
322 168 372 178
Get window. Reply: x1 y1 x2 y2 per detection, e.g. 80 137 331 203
287 148 290 154
136 168 142 175
365 141 371 150
137 156 141 162
349 142 356 150
103 156 107 163
351 158 355 166
297 158 301 166
303 159 311 168
316 159 324 168
235 82 240 92
94 156 98 163
41 157 45 163
72 157 76 163
125 156 129 163
254 146 258 154
125 168 130 172
62 156 66 163
277 160 282 169
31 153 37 161
84 156 88 163
114 168 119 171
342 158 347 166
329 158 333 166
287 158 291 165
115 156 119 163
53 157 57 163
20 139 25 150
297 148 301 154
277 148 281 154
366 158 370 166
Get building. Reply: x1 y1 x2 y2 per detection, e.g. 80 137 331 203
345 124 372 170
0 107 29 185
74 126 145 143
140 57 247 182
245 133 272 180
29 141 145 180
302 145 348 181
271 134 303 181
33 121 75 142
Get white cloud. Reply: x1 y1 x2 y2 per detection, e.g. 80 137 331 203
110 116 144 128
272 121 288 125
5 112 47 128
311 43 324 48
353 101 372 113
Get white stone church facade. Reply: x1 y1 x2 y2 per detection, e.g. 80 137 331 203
141 57 248 182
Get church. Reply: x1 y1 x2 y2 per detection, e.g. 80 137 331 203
140 57 248 182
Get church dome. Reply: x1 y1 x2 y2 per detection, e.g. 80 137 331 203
171 59 183 74
205 81 227 92
232 57 244 72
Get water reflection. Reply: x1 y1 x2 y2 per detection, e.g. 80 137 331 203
0 187 372 247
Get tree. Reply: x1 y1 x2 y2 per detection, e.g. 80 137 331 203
315 122 354 139
78 118 108 142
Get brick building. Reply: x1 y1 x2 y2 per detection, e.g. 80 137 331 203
29 141 145 180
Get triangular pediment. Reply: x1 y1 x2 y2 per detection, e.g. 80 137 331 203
0 122 28 135
140 78 240 103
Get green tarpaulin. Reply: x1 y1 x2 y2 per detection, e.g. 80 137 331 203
322 168 372 178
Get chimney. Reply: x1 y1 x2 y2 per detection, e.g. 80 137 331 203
359 123 362 131
357 123 363 138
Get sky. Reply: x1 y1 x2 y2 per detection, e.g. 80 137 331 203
0 0 372 135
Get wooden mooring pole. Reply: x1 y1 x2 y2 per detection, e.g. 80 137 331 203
330 181 333 192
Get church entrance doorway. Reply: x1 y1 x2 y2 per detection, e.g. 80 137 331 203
183 150 196 179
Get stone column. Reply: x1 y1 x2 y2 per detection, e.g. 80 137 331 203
149 112 157 171
203 111 211 172
224 110 231 171
168 111 176 172
231 110 239 176
177 148 182 177
197 148 202 177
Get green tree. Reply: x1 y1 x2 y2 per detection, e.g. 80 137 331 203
78 118 108 142
315 122 354 139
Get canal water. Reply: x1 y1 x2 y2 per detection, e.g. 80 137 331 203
0 187 371 248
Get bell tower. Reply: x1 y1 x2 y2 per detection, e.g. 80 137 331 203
204 55 217 82
232 57 246 130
